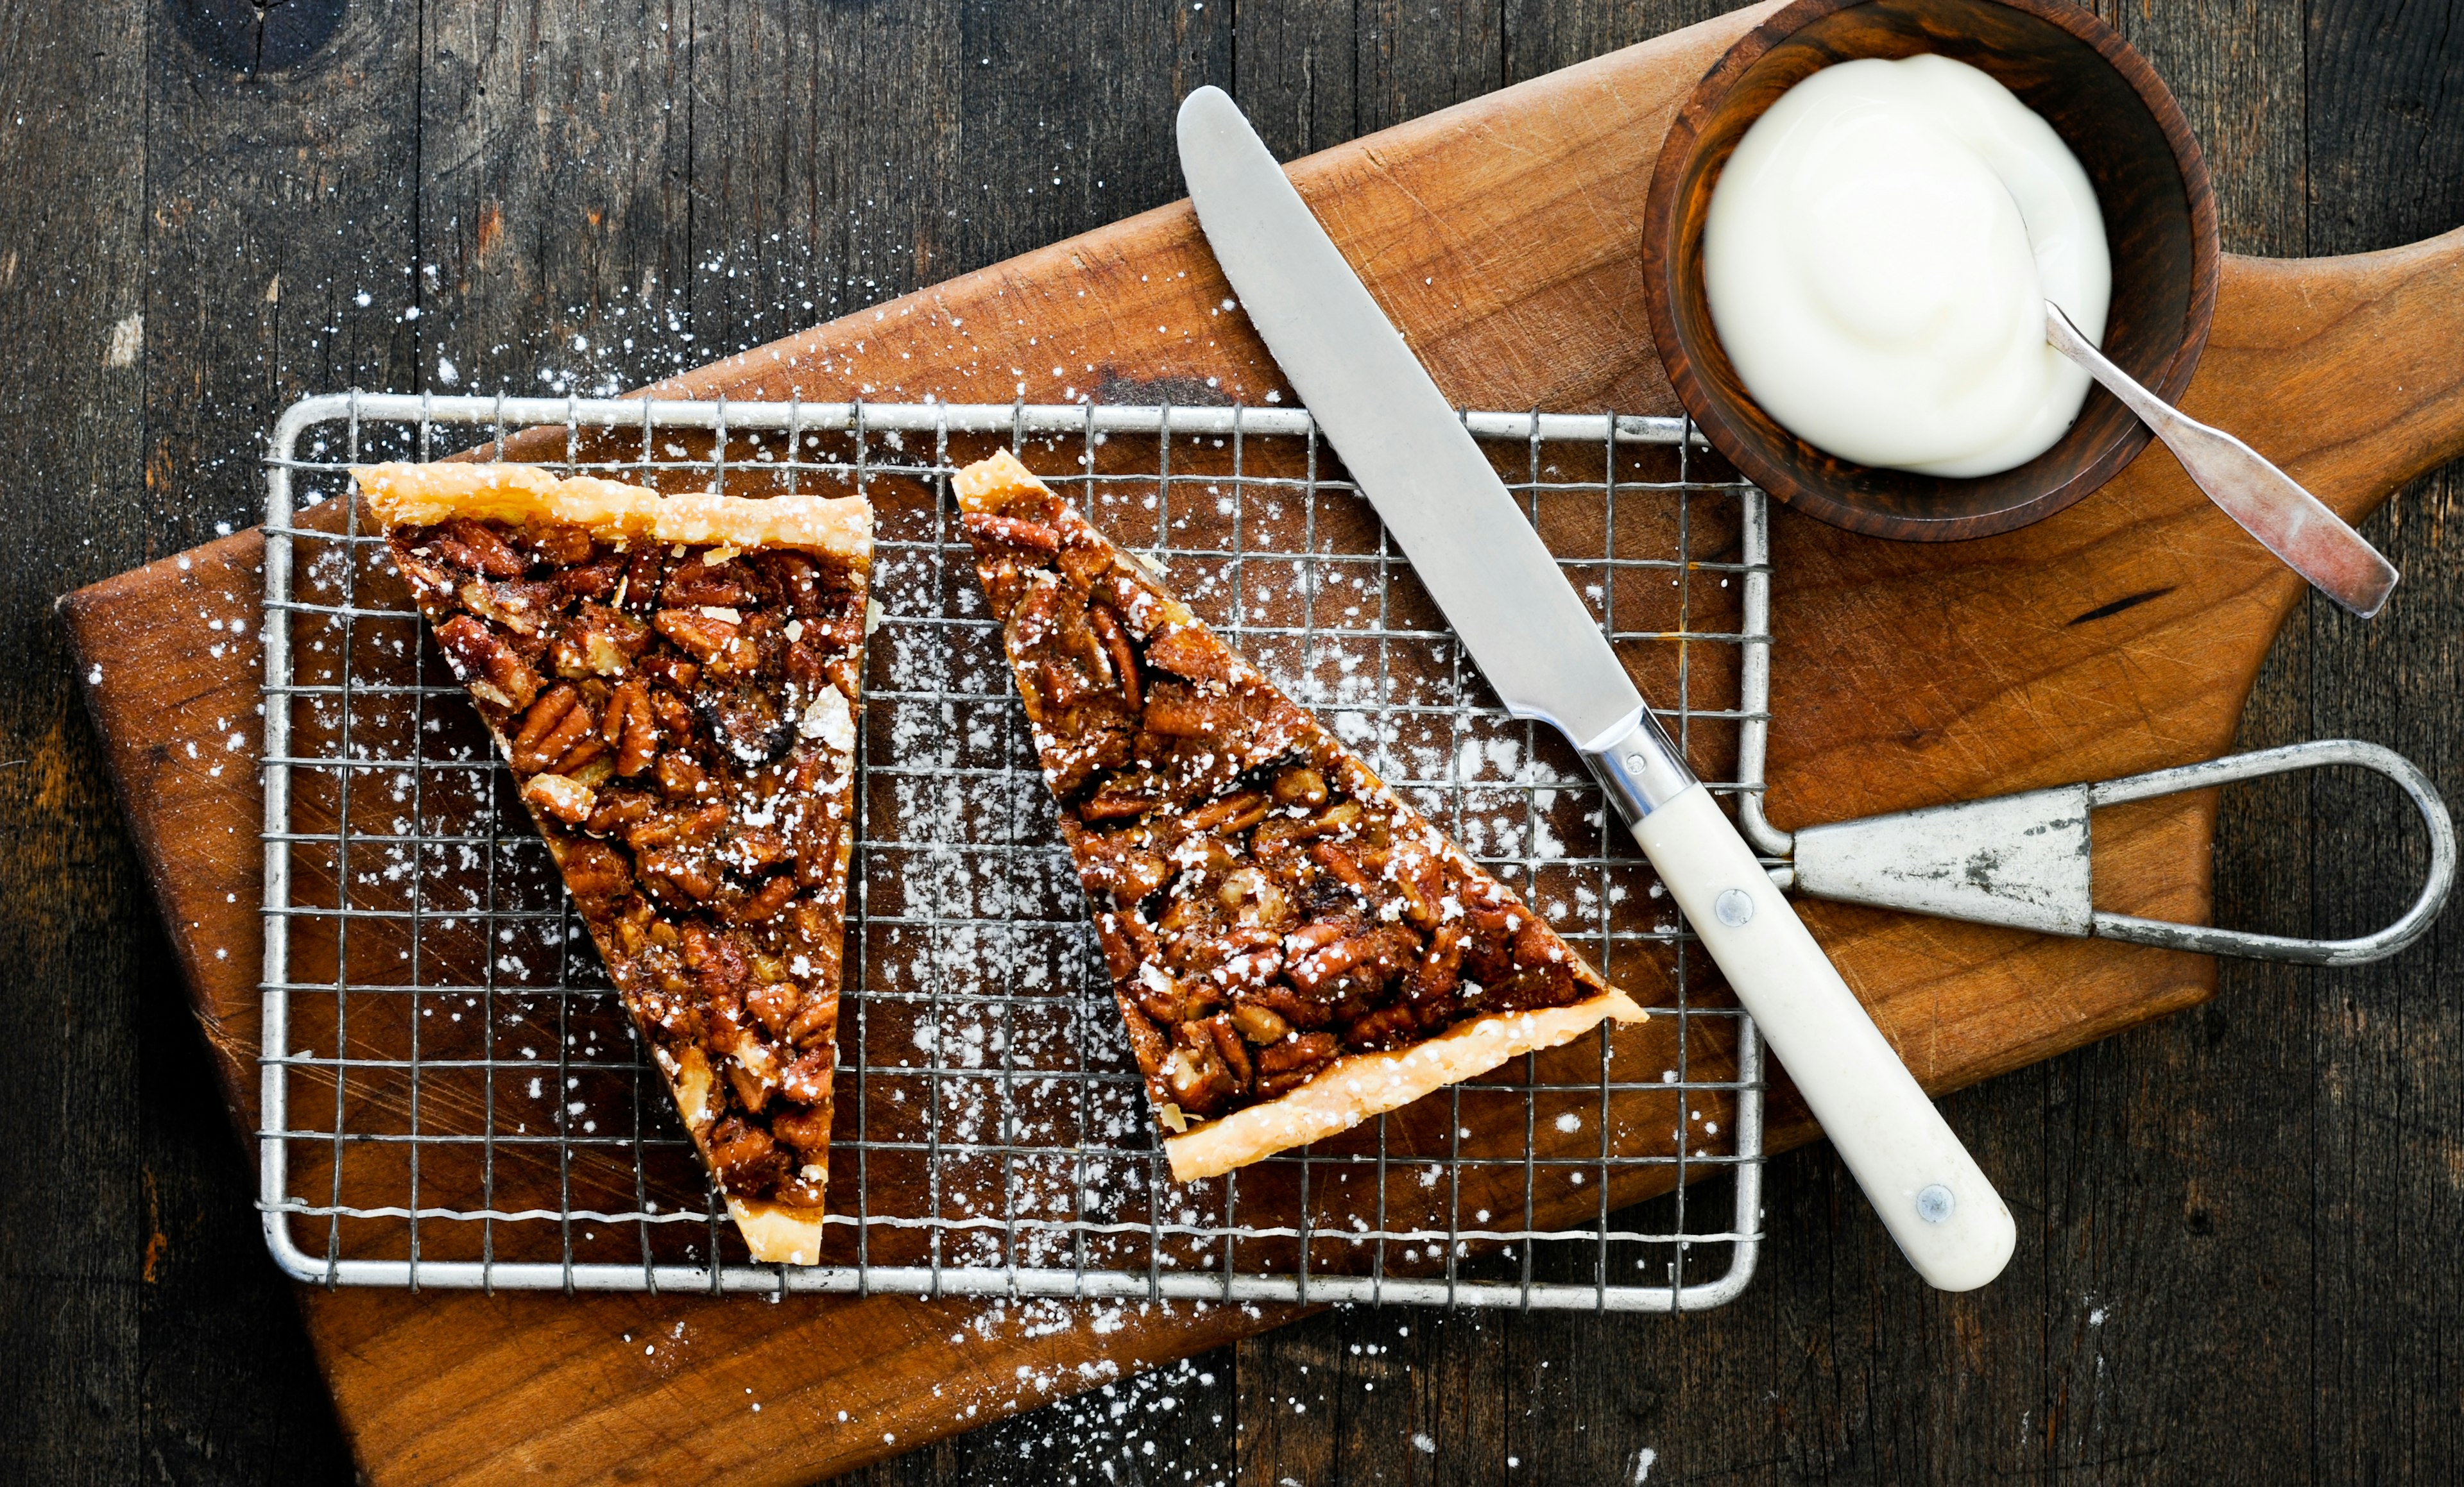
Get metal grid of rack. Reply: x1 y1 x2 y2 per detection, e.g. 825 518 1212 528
260 391 1770 1310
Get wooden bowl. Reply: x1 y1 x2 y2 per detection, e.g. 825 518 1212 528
1640 0 2220 541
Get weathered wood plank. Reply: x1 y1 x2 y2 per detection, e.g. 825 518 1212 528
1232 1 1360 159
2303 4 2464 1481
131 3 431 1479
419 0 698 398
1504 0 1744 83
0 1 162 1483
2307 461 2464 1486
1995 3 2322 1483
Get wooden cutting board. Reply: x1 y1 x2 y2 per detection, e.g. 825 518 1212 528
59 1 2464 1480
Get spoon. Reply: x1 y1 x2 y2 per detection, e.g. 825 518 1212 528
2045 302 2398 618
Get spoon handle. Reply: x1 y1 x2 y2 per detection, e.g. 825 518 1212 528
2046 302 2399 618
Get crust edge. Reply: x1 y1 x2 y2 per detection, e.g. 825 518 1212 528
1164 989 1650 1182
354 461 873 566
728 1198 828 1266
950 446 1041 513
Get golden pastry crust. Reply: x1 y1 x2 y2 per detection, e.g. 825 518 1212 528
357 461 872 564
1162 990 1645 1181
726 1198 826 1266
957 448 1647 1180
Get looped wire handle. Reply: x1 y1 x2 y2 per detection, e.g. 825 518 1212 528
2088 740 2456 965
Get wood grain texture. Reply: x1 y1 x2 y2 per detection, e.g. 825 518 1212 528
0 3 151 1483
130 6 425 1475
1642 0 2223 540
2300 6 2464 1479
10 1 2464 1484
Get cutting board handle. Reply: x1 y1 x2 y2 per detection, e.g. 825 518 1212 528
2195 226 2464 523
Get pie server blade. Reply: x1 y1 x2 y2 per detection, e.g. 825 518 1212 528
1176 84 2015 1291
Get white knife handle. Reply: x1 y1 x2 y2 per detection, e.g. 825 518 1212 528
1584 715 2015 1291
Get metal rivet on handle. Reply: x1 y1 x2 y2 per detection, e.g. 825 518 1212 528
1915 1184 1956 1223
1714 888 1755 927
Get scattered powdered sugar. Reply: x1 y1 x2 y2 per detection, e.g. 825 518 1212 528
873 1338 1234 1484
798 682 857 752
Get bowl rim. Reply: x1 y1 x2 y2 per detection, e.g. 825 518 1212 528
1639 0 2222 542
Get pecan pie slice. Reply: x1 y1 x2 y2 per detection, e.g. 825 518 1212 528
354 462 870 1264
954 450 1646 1181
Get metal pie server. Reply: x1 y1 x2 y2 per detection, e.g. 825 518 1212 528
1177 86 2015 1291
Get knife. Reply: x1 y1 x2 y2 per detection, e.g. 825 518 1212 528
1177 85 2015 1291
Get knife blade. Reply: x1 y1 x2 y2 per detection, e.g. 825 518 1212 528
1177 85 2015 1291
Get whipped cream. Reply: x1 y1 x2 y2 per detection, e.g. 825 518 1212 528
1702 55 2110 478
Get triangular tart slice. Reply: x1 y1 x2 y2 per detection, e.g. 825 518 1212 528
355 462 871 1264
954 450 1646 1182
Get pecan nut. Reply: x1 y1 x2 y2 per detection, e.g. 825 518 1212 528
603 679 658 776
554 602 651 677
511 683 596 774
1253 1030 1340 1096
1229 1002 1291 1044
1143 624 1233 683
660 556 756 608
521 522 595 566
424 518 527 577
1087 603 1141 710
521 772 595 826
960 511 1063 555
1270 765 1329 807
1163 1021 1240 1114
707 1117 791 1192
1183 790 1270 834
558 840 633 906
728 872 798 926
653 606 745 666
434 614 542 711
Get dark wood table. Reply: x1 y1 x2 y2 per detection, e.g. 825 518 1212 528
4 1 2459 1481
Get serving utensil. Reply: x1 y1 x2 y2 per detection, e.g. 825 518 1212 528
1179 83 2016 1291
1783 738 2452 961
2044 302 2399 616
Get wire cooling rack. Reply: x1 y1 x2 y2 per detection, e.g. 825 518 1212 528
260 391 1773 1311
